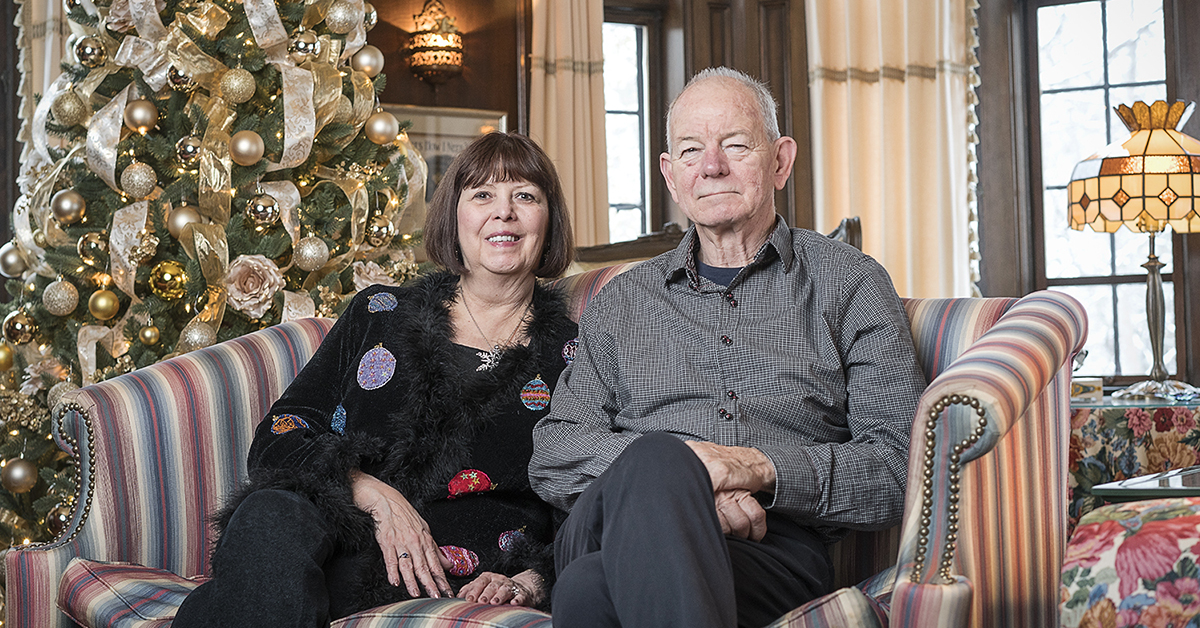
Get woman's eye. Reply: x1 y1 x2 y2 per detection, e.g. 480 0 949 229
472 191 490 200
516 192 537 201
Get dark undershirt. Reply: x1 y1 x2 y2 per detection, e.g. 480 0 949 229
697 261 744 287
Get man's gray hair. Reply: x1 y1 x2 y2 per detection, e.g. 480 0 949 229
665 67 781 153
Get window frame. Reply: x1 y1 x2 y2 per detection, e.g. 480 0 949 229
976 0 1200 387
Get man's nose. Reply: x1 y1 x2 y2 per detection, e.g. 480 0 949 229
700 146 728 177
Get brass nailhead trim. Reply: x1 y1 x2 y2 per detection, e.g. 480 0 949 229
31 401 96 547
910 394 987 584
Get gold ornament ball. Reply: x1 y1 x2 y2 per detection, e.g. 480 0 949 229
1 458 39 494
288 30 321 64
0 342 12 371
3 310 38 345
177 320 217 353
139 325 161 346
221 69 256 105
47 380 79 412
364 3 378 30
88 289 120 321
244 194 280 226
123 99 158 134
176 135 203 166
167 203 203 239
75 36 107 69
324 0 358 34
51 90 87 127
43 279 80 316
365 214 396 247
294 236 330 272
168 66 196 92
0 241 28 278
149 260 188 300
33 229 48 248
51 188 87 224
77 232 109 267
351 45 384 78
364 110 400 145
121 161 158 199
229 130 265 167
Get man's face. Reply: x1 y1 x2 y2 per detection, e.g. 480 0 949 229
659 78 795 234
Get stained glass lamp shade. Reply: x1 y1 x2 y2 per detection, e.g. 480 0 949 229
1068 100 1200 399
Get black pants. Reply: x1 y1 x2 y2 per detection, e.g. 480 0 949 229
173 489 371 628
552 433 832 628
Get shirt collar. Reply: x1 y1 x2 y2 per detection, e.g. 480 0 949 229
660 215 794 286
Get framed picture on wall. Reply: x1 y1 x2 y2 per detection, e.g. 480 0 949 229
381 104 508 207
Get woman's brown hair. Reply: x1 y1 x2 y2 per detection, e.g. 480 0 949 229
424 132 574 277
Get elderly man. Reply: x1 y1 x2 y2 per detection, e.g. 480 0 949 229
529 67 925 627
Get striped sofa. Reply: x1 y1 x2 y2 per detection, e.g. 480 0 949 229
4 264 1086 628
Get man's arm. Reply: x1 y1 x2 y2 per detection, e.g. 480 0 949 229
757 256 924 529
529 292 641 511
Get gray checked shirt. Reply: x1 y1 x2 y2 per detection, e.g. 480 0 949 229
529 217 926 537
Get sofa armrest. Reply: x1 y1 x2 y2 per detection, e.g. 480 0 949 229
3 318 333 628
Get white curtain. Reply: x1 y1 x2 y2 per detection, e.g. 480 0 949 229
15 0 69 166
529 0 608 247
805 0 980 298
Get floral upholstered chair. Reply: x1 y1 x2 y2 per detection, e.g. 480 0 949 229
4 264 1087 628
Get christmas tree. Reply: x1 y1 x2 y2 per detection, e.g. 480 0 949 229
0 0 425 549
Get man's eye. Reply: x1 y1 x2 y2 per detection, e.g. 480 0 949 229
680 147 699 156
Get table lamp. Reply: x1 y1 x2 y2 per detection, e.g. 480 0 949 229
1068 100 1200 399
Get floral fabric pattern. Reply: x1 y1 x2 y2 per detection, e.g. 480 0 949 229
1069 405 1200 531
1061 497 1200 628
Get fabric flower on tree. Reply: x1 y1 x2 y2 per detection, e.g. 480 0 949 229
352 260 401 291
225 255 285 320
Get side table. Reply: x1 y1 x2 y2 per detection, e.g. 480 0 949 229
1069 396 1200 530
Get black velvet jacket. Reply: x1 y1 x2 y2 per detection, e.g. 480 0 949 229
216 271 577 613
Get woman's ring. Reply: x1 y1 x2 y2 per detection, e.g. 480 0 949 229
400 552 409 559
509 582 523 599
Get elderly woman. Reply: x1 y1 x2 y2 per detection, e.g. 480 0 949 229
173 132 576 627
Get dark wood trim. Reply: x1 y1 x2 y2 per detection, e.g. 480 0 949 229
787 0 814 229
2 0 19 245
517 0 531 135
1165 0 1200 385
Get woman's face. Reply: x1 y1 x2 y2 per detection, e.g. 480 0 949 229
456 177 550 280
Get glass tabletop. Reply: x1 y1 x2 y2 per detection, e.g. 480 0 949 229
1092 465 1200 501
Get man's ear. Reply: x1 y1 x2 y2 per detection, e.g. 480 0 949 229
659 152 681 203
772 137 798 191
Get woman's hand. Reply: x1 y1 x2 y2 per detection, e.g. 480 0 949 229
457 569 546 607
350 470 453 599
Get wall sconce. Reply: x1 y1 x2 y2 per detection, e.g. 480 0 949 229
406 0 463 85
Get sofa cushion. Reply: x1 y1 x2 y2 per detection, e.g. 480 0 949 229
58 559 553 628
763 585 888 628
1060 496 1200 628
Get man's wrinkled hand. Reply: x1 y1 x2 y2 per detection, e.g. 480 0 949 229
685 440 776 494
714 489 767 541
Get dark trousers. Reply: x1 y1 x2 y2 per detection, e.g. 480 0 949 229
173 489 366 628
552 433 832 628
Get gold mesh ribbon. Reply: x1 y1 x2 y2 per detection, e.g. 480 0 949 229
86 84 133 191
109 201 150 301
180 223 230 330
282 290 316 321
13 145 85 277
268 62 317 170
244 0 290 57
259 181 303 248
78 316 133 386
197 95 236 224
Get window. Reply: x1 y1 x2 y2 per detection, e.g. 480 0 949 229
603 21 651 243
1033 0 1176 378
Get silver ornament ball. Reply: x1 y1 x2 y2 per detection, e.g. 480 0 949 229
1 458 39 494
364 214 396 247
244 194 280 226
168 66 196 92
167 203 203 239
294 236 330 272
176 135 203 166
77 232 109 266
0 241 28 278
324 0 359 34
75 36 107 68
364 110 400 145
288 30 321 64
364 3 378 30
51 91 87 127
229 130 265 167
121 161 158 199
123 99 159 133
177 320 217 353
51 188 87 224
43 279 80 316
221 69 256 105
351 45 384 78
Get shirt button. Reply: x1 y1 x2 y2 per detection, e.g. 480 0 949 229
721 335 733 345
727 390 737 399
718 408 728 418
729 299 738 308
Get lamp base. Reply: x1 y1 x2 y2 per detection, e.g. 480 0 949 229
1112 379 1200 401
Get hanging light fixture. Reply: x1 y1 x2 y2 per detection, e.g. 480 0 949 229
405 0 464 85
